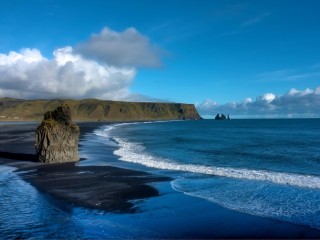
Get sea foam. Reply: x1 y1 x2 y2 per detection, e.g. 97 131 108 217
171 176 320 230
93 123 320 189
112 135 320 228
109 134 320 189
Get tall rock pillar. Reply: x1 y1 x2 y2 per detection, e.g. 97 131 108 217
35 104 80 164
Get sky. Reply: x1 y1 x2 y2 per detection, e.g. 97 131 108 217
0 0 320 118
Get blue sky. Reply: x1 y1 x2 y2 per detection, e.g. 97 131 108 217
0 0 320 117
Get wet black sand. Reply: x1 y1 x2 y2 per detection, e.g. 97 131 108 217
0 122 169 213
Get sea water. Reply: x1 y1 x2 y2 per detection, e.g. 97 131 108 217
97 119 320 230
2 119 320 238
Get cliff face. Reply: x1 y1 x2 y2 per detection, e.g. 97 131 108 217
35 104 80 164
0 98 202 121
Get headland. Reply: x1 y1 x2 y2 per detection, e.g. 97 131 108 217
0 97 202 122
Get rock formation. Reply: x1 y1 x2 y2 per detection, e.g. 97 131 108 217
35 104 80 164
215 113 230 120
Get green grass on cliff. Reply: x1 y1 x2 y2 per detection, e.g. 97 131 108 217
0 98 202 121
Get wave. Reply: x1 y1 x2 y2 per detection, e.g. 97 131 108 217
93 122 320 189
93 126 115 138
92 121 176 144
112 136 320 189
170 177 320 230
93 123 146 138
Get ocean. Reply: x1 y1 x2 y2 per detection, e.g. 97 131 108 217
1 119 320 238
93 119 320 229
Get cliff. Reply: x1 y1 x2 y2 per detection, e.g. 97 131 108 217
0 98 202 121
35 104 80 164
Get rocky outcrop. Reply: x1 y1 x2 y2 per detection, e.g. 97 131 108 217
35 104 80 164
215 113 230 120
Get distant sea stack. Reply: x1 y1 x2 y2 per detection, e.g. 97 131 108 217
0 98 202 121
215 114 230 120
35 104 80 164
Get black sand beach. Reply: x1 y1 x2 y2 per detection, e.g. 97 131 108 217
0 122 169 213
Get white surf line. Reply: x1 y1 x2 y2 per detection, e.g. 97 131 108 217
113 137 320 189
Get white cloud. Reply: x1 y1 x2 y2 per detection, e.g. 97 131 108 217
0 27 164 100
288 88 299 96
0 48 45 65
0 46 136 100
75 27 162 67
197 87 320 118
196 99 218 111
244 97 252 103
260 93 276 103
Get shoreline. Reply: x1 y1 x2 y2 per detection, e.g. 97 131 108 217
2 122 320 238
0 122 170 213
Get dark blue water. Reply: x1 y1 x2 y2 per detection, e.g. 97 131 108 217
99 119 320 229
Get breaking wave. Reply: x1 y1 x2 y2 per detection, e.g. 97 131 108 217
111 135 320 189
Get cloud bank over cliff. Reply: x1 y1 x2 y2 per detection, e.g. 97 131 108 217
197 87 320 118
0 27 160 100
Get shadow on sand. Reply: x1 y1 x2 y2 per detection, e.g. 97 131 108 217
0 151 37 162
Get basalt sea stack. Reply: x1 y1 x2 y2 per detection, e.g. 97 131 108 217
35 104 80 163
